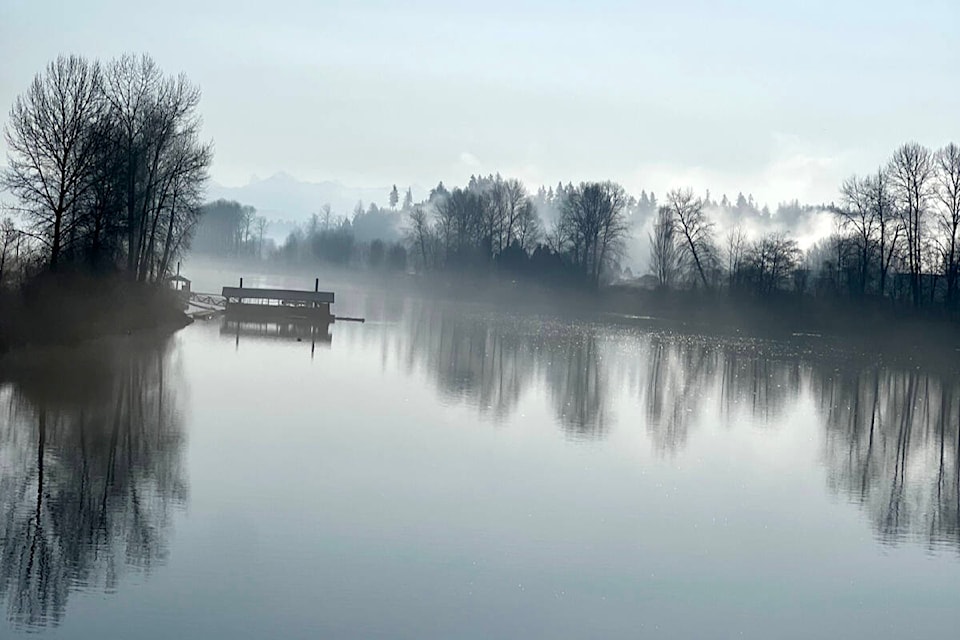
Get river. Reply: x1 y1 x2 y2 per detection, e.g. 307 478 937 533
1 275 959 638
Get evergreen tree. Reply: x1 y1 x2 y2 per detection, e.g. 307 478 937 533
389 184 399 209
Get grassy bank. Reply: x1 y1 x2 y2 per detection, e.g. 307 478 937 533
0 272 191 355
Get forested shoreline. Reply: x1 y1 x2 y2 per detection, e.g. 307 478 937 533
192 142 960 321
2 54 959 350
0 54 208 351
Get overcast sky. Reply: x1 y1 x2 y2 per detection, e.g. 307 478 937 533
2 0 958 206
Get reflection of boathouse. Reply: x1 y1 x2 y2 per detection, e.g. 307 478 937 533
219 318 332 345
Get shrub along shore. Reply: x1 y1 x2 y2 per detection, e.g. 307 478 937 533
0 272 190 356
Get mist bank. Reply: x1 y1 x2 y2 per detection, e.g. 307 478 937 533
186 140 960 343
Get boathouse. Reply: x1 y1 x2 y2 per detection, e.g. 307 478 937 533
221 284 334 322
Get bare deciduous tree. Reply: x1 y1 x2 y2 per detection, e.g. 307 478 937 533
838 175 879 295
745 232 801 295
560 181 630 286
0 218 18 287
665 188 716 289
649 206 681 288
407 205 433 271
889 143 936 306
2 54 211 281
934 143 960 308
724 224 747 290
865 169 899 297
2 55 104 268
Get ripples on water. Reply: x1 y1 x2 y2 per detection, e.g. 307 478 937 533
0 291 958 635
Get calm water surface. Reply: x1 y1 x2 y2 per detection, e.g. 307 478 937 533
1 281 959 638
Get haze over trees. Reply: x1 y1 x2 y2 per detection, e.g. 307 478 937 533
635 141 960 314
1 54 211 283
192 199 264 258
183 139 960 319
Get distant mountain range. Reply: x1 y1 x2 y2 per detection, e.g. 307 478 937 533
205 172 421 222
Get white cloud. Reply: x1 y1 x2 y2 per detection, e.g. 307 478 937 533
628 133 860 207
458 152 482 169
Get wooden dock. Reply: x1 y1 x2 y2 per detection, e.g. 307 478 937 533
180 278 364 324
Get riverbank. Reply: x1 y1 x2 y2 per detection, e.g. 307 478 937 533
0 272 191 356
179 256 960 365
397 272 960 363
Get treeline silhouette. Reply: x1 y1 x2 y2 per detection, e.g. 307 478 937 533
0 53 210 289
651 142 960 312
188 142 959 318
191 198 410 272
0 334 186 628
345 298 960 548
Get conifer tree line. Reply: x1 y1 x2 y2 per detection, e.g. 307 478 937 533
1 54 212 284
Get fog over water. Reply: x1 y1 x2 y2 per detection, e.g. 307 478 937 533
1 272 958 638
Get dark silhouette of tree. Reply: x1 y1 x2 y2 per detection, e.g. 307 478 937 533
838 175 880 295
0 219 18 286
428 181 448 201
434 187 488 267
351 202 402 242
2 54 211 280
889 143 936 307
935 143 960 308
192 199 255 256
724 224 747 290
389 184 399 209
407 205 433 270
650 205 681 288
665 188 717 289
744 232 801 295
866 169 900 298
559 181 629 286
2 55 105 268
103 54 212 281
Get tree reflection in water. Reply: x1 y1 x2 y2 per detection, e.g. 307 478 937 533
816 365 960 549
370 300 960 549
0 334 186 629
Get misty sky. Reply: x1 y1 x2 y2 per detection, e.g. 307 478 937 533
2 0 958 207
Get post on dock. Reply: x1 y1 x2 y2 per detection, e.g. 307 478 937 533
239 277 243 288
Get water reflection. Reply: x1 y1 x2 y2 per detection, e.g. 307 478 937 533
366 300 960 549
220 318 333 354
816 365 960 549
379 303 609 436
0 335 186 629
